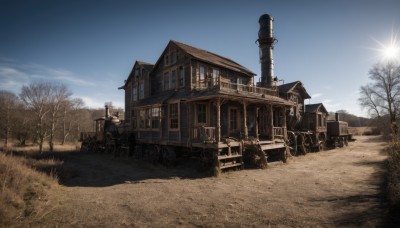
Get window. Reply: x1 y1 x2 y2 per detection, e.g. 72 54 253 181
132 87 137 101
229 108 238 131
169 103 179 129
135 68 140 77
212 69 219 86
163 71 170 90
171 70 176 89
237 77 244 85
139 82 144 99
197 103 207 124
178 66 184 87
171 50 177 64
145 108 151 128
165 54 169 66
141 69 145 79
139 109 146 129
131 110 137 130
151 107 160 129
199 66 205 87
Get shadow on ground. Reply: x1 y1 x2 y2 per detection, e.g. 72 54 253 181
3 149 210 187
310 156 399 227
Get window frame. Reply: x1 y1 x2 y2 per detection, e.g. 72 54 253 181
228 107 240 133
168 102 180 130
195 103 208 126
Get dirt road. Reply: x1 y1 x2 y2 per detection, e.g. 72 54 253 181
28 136 389 227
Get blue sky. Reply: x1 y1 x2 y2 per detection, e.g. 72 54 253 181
0 0 399 116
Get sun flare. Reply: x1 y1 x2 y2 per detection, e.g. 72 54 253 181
383 45 399 60
368 28 400 62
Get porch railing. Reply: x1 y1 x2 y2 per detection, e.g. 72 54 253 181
192 126 216 143
273 127 287 139
219 81 278 97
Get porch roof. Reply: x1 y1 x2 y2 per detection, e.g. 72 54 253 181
187 90 293 106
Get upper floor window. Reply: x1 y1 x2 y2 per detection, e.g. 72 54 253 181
139 81 144 99
199 66 205 87
135 68 141 77
165 54 170 66
171 50 177 65
237 77 244 85
178 66 184 87
212 69 219 86
171 70 177 90
132 87 137 102
163 71 170 90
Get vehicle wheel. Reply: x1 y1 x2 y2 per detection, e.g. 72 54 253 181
80 141 88 153
344 138 348 146
281 148 288 163
287 131 297 156
338 138 344 147
297 134 308 155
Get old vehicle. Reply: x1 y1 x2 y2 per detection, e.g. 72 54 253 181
326 113 351 148
80 105 135 157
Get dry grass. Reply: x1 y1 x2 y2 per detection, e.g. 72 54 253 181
387 143 400 208
0 151 60 227
349 127 380 136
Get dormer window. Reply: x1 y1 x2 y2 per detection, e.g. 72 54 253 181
171 49 177 64
165 54 169 66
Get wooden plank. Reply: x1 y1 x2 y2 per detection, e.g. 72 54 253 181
220 162 243 169
218 154 242 160
260 143 285 151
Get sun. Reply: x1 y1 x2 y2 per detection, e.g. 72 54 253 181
383 45 399 60
368 28 400 62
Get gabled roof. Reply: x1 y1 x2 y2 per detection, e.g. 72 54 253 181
153 40 255 76
305 103 328 114
278 81 311 99
136 61 154 72
119 60 154 89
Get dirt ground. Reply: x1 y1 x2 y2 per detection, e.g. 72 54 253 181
26 136 392 227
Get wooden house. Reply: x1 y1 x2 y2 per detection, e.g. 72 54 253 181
303 103 328 142
120 40 295 171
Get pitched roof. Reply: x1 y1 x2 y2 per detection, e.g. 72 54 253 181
120 60 154 89
305 103 328 113
278 81 311 99
136 61 154 72
171 40 255 76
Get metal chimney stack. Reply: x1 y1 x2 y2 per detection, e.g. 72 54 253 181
257 14 276 88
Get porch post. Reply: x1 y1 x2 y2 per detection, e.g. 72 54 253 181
268 104 273 140
255 106 259 139
282 107 287 139
216 98 221 143
242 101 248 139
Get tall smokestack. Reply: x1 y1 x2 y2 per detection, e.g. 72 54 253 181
105 105 110 118
257 14 276 88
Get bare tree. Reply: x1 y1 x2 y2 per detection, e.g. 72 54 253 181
20 83 53 153
47 84 72 151
0 90 21 148
359 62 400 139
60 98 84 144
